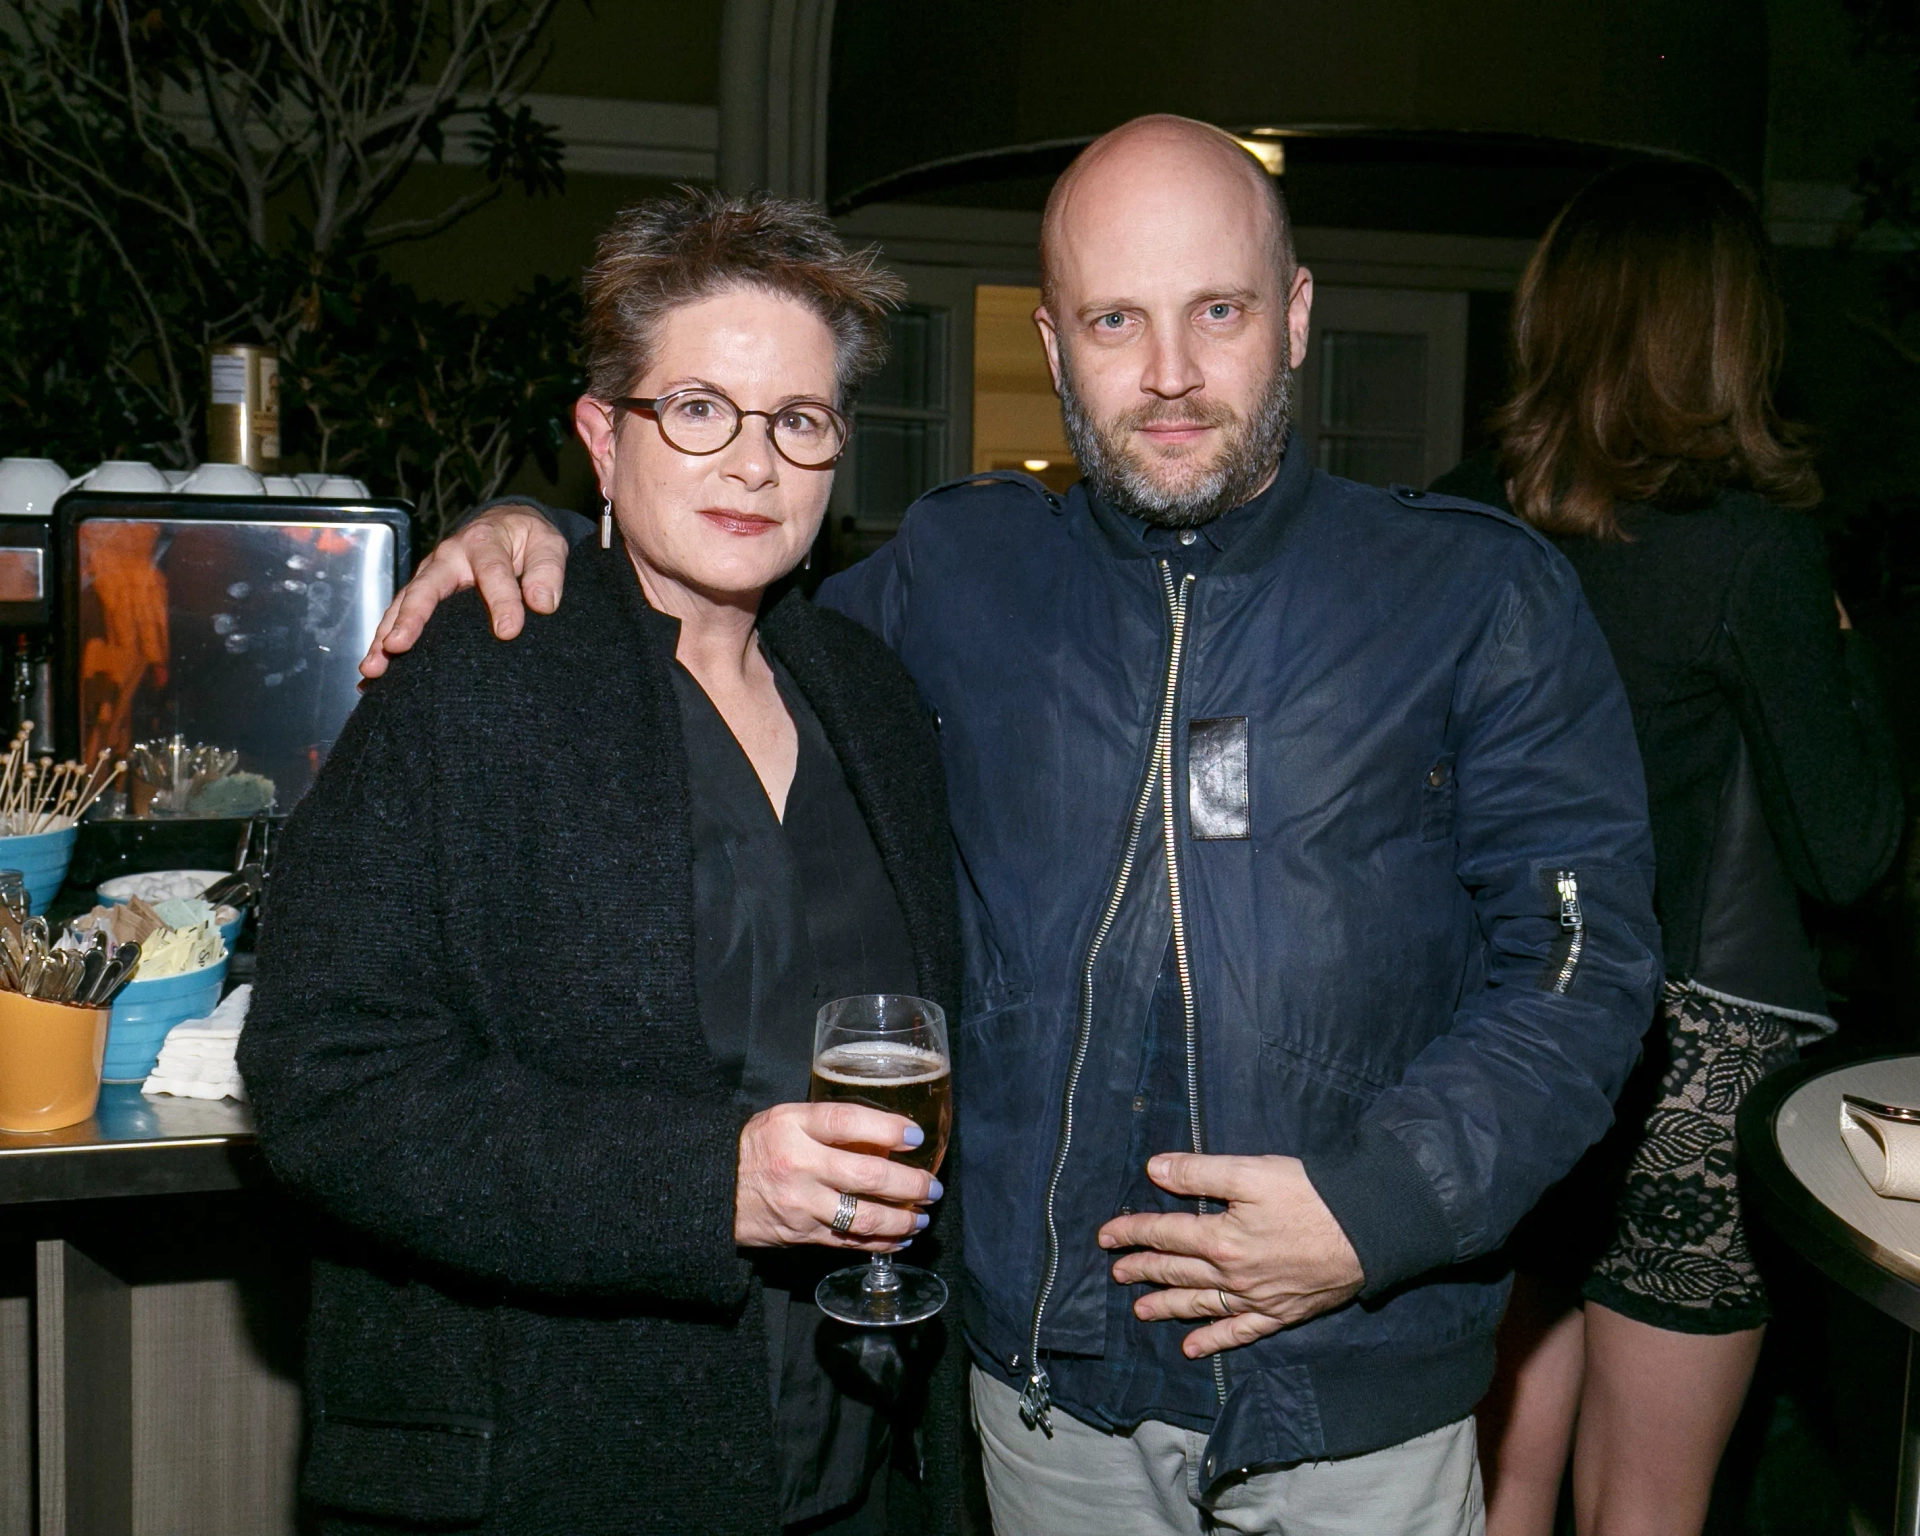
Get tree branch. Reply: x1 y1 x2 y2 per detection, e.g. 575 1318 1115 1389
362 180 504 248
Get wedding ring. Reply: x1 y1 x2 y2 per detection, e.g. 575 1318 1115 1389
1218 1288 1235 1316
831 1192 859 1235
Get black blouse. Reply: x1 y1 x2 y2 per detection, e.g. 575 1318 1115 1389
671 651 919 1525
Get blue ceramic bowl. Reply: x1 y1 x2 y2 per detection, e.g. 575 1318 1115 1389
102 956 228 1083
0 825 78 916
94 871 243 952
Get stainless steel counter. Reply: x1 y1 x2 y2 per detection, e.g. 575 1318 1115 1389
0 1085 258 1206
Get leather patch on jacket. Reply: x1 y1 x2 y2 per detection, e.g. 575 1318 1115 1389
1189 717 1250 840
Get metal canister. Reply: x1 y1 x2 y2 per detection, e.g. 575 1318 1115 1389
206 343 281 470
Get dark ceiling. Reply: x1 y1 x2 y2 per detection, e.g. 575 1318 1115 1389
875 132 1641 241
828 0 1768 230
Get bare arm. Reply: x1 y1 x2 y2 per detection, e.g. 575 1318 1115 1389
360 503 582 678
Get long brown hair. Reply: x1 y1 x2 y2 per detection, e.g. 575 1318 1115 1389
1493 159 1818 538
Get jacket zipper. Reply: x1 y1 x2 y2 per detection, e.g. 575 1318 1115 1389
1153 567 1228 1410
1020 562 1209 1432
1552 871 1584 994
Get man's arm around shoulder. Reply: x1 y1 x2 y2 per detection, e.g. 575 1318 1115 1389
361 497 587 678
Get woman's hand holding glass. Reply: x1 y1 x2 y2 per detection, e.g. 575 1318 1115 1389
734 1100 940 1252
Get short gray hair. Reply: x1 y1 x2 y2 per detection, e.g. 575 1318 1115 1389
583 187 907 404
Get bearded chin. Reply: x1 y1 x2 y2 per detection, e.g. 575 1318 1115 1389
1059 359 1295 529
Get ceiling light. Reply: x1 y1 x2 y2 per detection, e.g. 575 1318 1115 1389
1235 137 1285 176
1023 458 1051 472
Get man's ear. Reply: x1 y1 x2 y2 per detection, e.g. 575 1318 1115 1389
1287 267 1314 373
1033 304 1065 397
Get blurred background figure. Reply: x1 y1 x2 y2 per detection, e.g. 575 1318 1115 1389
1435 161 1905 1536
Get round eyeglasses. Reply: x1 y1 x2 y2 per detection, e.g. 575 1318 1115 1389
612 388 850 469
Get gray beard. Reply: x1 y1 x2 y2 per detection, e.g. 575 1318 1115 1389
1059 355 1294 528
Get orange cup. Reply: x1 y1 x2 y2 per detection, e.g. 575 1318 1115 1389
0 992 109 1132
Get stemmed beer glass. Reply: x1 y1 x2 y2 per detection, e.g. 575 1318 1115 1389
809 994 952 1326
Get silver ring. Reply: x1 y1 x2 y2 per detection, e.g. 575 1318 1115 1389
1217 1288 1234 1316
831 1192 859 1235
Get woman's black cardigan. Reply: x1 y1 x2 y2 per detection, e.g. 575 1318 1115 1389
239 542 965 1535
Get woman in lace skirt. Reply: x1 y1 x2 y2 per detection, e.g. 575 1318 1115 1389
1433 160 1904 1536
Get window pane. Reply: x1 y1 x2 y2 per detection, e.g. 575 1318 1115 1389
1317 434 1428 489
861 305 948 411
852 416 947 528
1320 332 1427 434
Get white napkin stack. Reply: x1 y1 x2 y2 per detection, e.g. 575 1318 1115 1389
142 984 252 1102
1840 1097 1920 1200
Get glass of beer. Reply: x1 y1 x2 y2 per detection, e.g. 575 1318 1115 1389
810 993 951 1327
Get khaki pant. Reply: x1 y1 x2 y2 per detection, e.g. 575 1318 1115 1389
970 1366 1485 1536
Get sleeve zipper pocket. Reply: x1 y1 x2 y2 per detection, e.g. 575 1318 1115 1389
1542 869 1584 995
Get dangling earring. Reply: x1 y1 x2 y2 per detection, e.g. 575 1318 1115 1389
804 545 812 572
599 492 613 550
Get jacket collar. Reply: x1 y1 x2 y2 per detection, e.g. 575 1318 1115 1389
576 537 686 656
578 539 826 658
578 542 955 1007
1079 428 1314 577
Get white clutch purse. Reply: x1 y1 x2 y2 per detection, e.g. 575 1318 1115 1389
1840 1094 1920 1201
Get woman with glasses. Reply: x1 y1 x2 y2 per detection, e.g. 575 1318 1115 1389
240 190 965 1536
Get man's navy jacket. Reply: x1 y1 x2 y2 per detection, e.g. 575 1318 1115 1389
816 442 1660 1494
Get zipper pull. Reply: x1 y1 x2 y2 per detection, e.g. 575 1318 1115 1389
1548 869 1586 995
1018 1370 1055 1436
1556 870 1581 930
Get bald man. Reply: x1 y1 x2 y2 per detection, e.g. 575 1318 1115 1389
362 118 1658 1535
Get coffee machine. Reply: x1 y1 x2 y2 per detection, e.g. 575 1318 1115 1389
0 510 58 747
49 486 412 883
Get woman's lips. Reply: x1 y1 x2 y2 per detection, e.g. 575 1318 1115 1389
698 509 781 537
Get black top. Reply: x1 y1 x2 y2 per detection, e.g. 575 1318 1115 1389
675 657 918 1096
240 540 964 1536
671 657 919 1521
1431 454 1903 997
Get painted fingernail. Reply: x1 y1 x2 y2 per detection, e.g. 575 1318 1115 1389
915 1212 930 1230
927 1178 944 1201
901 1124 925 1148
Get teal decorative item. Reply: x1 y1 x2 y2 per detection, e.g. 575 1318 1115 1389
103 958 229 1084
0 825 77 915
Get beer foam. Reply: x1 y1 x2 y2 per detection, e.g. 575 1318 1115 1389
814 1041 949 1085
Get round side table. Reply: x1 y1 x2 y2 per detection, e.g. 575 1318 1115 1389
1741 1053 1920 1534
